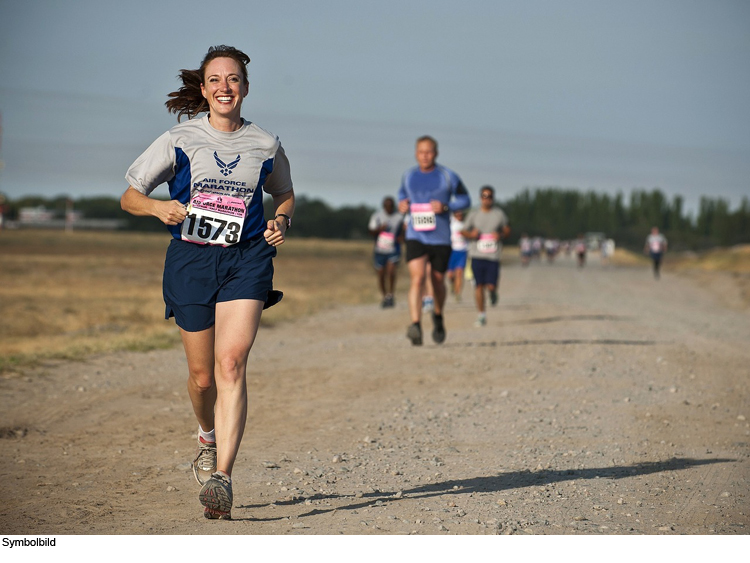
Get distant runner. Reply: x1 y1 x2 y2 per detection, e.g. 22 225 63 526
644 226 668 279
398 135 471 345
446 209 468 301
368 196 404 307
574 234 587 268
519 233 532 267
462 186 510 327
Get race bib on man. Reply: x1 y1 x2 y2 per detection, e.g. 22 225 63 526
650 240 662 253
376 231 396 254
181 193 246 246
477 233 498 254
411 203 436 231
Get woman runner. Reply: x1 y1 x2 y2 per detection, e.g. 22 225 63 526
121 45 295 519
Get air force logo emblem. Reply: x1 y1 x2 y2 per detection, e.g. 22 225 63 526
214 152 241 176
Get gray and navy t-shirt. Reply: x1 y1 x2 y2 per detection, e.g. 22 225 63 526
126 115 293 242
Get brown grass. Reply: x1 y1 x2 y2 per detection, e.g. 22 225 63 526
0 230 379 374
667 244 750 274
666 244 750 309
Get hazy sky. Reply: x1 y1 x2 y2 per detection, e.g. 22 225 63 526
1 0 748 214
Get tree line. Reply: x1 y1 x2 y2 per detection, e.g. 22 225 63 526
503 188 750 251
2 188 748 251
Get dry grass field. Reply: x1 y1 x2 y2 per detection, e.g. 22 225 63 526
666 244 750 309
0 230 379 374
1 230 747 374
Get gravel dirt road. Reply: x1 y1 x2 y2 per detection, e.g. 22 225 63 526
1 253 748 536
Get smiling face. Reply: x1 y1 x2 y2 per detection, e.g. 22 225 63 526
200 57 249 127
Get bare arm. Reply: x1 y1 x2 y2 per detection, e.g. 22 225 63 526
120 186 187 226
264 188 295 247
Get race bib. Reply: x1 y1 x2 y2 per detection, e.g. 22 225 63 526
477 233 498 254
181 193 246 246
411 203 436 231
376 231 396 254
650 240 662 252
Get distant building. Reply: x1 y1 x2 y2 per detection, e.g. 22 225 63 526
13 206 124 230
19 206 55 224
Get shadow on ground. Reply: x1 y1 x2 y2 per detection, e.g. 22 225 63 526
235 456 733 520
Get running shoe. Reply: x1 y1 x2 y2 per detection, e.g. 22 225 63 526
407 323 423 346
432 313 446 344
474 313 487 327
422 296 434 313
199 472 233 520
489 289 498 306
192 438 217 486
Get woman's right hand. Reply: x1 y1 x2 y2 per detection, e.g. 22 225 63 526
120 187 187 226
155 200 188 226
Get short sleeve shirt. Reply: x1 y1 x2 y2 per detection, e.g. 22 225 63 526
464 207 509 262
646 233 667 253
126 115 292 242
368 210 404 255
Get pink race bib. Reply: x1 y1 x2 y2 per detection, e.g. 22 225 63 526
411 203 436 231
181 193 246 246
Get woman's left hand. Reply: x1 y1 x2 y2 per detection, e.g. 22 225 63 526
264 219 287 247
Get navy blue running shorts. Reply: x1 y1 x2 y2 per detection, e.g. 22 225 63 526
471 258 501 286
163 236 277 332
373 249 401 270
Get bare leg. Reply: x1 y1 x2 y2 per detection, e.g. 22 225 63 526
423 262 434 303
181 327 217 435
474 284 486 314
431 268 446 315
386 261 398 295
454 267 464 298
407 256 427 323
212 299 264 476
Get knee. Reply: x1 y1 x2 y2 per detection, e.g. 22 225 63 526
216 354 247 385
188 368 215 394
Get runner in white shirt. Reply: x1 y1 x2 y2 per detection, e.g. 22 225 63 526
644 226 668 279
519 233 532 267
446 209 468 301
121 45 294 520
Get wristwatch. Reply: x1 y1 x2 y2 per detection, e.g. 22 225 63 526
275 213 292 229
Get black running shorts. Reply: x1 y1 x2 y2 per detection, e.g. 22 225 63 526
405 239 452 274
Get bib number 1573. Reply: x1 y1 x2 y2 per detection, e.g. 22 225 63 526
181 193 246 246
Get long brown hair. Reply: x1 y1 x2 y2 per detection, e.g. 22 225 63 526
165 45 251 121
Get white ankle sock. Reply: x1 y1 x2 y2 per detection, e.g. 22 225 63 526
198 426 215 443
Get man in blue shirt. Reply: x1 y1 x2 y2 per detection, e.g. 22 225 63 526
398 136 471 345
